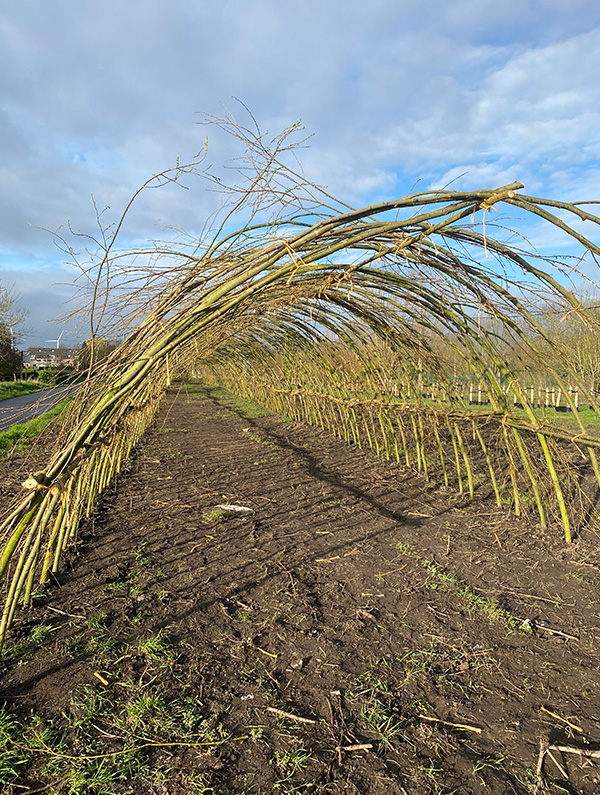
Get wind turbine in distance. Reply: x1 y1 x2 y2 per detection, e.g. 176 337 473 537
46 331 64 350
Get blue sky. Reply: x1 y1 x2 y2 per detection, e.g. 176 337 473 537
2 0 600 347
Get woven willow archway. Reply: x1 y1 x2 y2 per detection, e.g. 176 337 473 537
2 128 600 648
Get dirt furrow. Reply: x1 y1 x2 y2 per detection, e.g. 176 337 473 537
1 385 600 794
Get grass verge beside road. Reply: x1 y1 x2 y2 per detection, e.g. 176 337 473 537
0 399 71 457
0 381 44 402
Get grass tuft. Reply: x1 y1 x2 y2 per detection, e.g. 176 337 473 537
0 398 71 456
0 380 44 402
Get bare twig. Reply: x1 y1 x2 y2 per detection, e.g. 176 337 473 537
537 624 579 641
266 706 318 725
541 706 584 734
45 605 87 619
536 738 600 792
417 714 482 733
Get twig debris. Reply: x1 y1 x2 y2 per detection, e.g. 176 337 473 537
266 706 317 724
417 714 482 734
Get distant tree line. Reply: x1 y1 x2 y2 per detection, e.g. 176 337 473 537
78 337 122 371
419 289 600 393
0 282 27 379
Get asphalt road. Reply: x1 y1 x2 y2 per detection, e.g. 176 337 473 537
0 385 78 433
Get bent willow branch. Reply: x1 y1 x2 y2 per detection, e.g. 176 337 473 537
2 163 600 650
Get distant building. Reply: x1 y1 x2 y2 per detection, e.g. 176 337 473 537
23 347 77 370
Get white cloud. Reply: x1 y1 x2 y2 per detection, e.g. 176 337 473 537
363 27 600 180
431 163 526 192
1 0 600 342
0 263 83 348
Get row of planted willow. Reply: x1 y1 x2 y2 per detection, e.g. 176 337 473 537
210 376 596 543
0 378 167 646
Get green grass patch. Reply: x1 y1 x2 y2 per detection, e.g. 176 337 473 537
0 610 231 791
505 403 600 433
213 388 273 419
183 382 273 419
393 540 521 632
361 390 600 434
203 507 226 523
418 557 517 626
0 380 44 402
0 398 71 457
0 662 231 793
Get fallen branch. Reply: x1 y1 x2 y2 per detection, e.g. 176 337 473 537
546 748 568 778
19 734 250 762
535 739 600 793
337 743 373 752
551 743 600 759
23 774 71 794
541 706 583 734
417 714 482 734
46 606 87 620
266 706 317 724
256 647 277 659
537 623 579 641
377 565 408 577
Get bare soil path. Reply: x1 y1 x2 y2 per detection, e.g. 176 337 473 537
2 385 600 794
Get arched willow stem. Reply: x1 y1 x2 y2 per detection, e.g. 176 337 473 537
1 153 600 652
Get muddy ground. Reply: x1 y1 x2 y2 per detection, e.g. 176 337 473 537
1 384 600 794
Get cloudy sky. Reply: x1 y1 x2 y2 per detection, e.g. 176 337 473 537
2 0 600 347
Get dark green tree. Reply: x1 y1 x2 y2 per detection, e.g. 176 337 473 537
0 283 26 378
